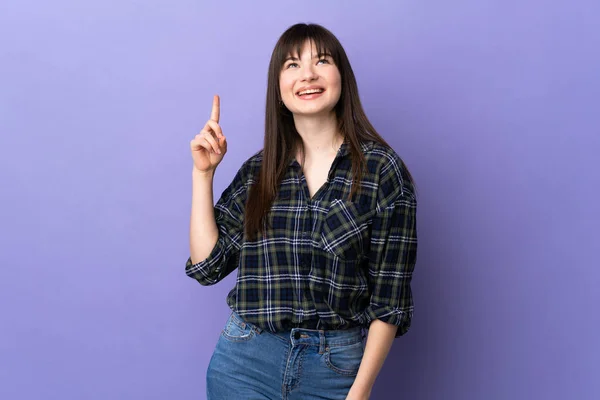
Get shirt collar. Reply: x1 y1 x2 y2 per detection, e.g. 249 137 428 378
337 138 373 157
288 139 373 166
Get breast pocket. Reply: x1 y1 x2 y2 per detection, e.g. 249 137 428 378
320 199 375 260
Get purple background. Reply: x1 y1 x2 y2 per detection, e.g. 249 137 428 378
1 1 599 399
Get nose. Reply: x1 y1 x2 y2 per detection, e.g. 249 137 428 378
301 63 318 81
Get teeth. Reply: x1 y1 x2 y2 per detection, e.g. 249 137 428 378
298 89 324 96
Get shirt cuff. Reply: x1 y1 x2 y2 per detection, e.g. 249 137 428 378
185 237 227 286
364 304 413 337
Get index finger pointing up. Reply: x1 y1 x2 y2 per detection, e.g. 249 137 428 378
211 95 220 122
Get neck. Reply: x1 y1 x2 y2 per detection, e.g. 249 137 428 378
293 112 343 158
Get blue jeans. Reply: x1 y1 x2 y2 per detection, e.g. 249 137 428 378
206 311 366 399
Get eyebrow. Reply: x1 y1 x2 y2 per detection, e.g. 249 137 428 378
284 52 332 62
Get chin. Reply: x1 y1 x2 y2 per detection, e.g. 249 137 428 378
292 105 336 117
294 110 331 118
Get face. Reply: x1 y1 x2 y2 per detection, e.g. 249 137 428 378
279 40 342 118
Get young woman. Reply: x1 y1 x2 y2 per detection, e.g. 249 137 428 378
186 23 417 400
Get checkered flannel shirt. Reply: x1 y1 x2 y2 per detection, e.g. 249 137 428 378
186 139 417 337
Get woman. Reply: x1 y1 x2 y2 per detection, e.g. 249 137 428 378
186 23 417 400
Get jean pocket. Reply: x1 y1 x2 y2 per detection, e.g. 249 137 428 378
320 199 375 261
324 340 364 376
221 312 256 342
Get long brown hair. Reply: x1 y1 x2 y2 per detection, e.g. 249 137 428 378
245 23 410 240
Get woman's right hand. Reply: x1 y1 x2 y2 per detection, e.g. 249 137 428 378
190 95 227 173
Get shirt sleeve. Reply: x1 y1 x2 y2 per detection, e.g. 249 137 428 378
363 189 418 337
185 161 251 286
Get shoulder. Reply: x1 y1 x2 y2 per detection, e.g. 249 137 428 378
244 149 264 167
217 151 263 202
232 149 263 185
362 140 416 203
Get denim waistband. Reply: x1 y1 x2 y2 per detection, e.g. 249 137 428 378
231 311 365 348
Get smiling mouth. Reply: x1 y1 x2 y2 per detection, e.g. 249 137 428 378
297 88 325 96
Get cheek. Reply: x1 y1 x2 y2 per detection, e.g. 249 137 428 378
330 81 342 103
333 75 342 93
279 76 294 95
327 71 342 96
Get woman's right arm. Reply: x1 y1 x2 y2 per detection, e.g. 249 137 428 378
189 168 218 264
188 95 227 265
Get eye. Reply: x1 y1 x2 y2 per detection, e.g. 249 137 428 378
286 62 299 69
317 58 330 65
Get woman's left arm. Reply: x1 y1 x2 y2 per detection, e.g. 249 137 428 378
347 182 418 399
346 320 397 399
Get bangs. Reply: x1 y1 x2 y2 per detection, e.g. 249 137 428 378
276 24 341 67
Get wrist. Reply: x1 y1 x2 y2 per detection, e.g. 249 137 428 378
348 381 373 398
192 167 216 179
347 386 372 400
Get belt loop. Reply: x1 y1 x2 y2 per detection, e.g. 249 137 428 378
319 330 326 354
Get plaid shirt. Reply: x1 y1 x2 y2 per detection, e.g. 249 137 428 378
186 139 417 337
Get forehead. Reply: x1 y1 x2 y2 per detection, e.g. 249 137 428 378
284 39 331 59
